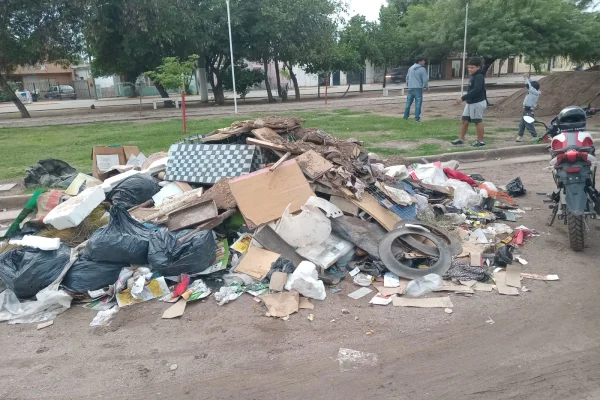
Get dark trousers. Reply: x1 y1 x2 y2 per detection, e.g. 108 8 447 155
518 107 537 137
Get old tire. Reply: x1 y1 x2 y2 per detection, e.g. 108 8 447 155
379 227 452 280
567 211 585 252
393 220 463 257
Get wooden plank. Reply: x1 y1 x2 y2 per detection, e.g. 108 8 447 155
295 150 333 179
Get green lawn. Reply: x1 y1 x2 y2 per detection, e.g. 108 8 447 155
0 110 491 181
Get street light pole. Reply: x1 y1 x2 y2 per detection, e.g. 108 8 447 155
461 1 469 97
226 0 238 113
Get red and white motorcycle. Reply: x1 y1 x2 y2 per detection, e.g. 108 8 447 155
525 92 600 251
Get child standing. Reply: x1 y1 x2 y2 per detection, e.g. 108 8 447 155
451 58 488 147
516 74 541 142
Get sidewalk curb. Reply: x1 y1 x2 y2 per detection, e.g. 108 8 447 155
402 143 548 164
0 194 32 211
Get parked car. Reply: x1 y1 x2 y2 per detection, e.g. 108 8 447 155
385 67 409 84
44 85 77 100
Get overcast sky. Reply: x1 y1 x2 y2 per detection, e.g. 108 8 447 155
348 0 387 21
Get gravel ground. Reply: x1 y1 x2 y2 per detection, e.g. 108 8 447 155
1 157 600 400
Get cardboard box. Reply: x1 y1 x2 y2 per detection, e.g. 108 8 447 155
92 145 140 181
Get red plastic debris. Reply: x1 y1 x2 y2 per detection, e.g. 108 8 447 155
443 168 478 187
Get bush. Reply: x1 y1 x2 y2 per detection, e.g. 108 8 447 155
222 62 264 100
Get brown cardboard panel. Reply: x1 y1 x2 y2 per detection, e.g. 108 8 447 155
349 192 401 232
91 146 140 181
228 160 315 227
235 247 281 280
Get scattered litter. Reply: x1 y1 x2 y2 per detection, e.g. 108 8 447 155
261 291 299 317
231 233 253 254
444 308 453 314
9 235 60 251
505 265 522 288
486 317 495 325
44 187 105 230
299 297 314 310
405 274 443 297
349 267 361 277
235 247 280 280
269 271 288 292
331 288 342 294
214 286 243 305
308 313 314 321
162 298 187 319
116 277 171 307
37 320 54 330
392 296 453 308
521 286 530 292
493 271 519 296
285 261 326 300
474 283 494 292
90 307 119 326
520 273 559 281
348 287 373 300
369 294 393 306
337 348 378 372
353 273 373 287
170 364 178 371
515 256 528 265
384 272 401 288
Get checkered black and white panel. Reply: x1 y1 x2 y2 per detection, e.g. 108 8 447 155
165 144 257 184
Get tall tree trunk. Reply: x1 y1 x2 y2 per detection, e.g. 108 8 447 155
318 80 321 98
154 82 175 108
274 59 282 97
359 70 364 93
497 59 505 77
263 58 275 103
482 57 497 76
0 74 30 118
383 66 387 88
341 83 351 98
285 63 300 100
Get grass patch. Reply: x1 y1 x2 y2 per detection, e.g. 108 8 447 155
0 111 474 180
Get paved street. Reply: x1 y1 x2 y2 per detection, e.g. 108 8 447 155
1 156 599 400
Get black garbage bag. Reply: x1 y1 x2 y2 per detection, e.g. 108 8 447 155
262 256 295 283
107 174 161 209
61 256 129 293
494 245 514 267
24 159 78 188
0 245 71 298
86 204 150 264
506 177 527 197
148 228 216 276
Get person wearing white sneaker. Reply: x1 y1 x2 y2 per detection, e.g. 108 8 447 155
452 58 487 148
516 74 541 142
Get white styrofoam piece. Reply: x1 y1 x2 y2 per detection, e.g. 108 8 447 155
101 169 140 192
296 233 354 269
9 235 61 250
152 182 184 207
148 157 169 174
43 187 105 230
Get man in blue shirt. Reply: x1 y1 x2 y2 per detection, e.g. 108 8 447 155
403 56 429 122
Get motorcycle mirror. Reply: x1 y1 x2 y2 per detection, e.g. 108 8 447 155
523 116 536 124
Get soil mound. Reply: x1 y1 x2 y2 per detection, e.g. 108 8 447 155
491 71 600 117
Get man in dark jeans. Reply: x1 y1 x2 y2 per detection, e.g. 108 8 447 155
451 58 487 147
403 56 429 122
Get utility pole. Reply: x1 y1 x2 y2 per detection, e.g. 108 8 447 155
226 0 238 113
461 1 469 96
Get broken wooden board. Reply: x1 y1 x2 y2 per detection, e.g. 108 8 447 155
347 192 402 232
251 127 285 144
235 246 281 280
167 199 218 231
295 150 333 180
228 160 315 227
392 296 454 308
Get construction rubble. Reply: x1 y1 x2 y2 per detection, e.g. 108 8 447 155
0 116 557 326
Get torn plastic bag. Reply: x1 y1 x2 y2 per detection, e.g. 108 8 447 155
445 179 482 209
86 204 150 264
107 174 161 209
147 228 217 276
0 245 71 298
494 245 514 267
0 288 73 324
61 257 129 293
506 177 526 197
284 261 326 300
405 274 443 297
412 163 448 186
24 159 77 188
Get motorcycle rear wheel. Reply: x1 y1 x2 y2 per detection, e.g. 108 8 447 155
567 211 585 252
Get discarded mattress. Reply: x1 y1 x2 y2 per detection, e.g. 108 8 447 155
165 144 266 184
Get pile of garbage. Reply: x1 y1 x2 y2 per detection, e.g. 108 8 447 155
0 116 557 327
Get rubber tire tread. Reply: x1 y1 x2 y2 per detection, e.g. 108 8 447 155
393 220 463 257
379 227 452 280
567 211 585 252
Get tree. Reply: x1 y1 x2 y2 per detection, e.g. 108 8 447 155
85 0 195 100
400 0 589 74
339 15 379 92
0 0 84 118
145 55 198 93
222 62 264 100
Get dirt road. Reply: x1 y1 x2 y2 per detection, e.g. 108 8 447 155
1 158 600 400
